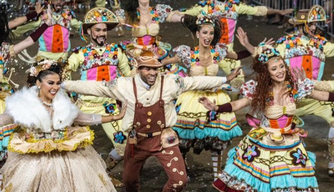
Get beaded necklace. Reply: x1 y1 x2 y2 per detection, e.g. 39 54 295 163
309 35 327 51
191 46 220 66
266 81 297 106
136 7 159 23
82 43 119 68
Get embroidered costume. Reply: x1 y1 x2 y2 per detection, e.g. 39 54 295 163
0 86 116 191
67 42 131 155
275 5 334 175
172 44 242 153
213 80 319 192
0 42 15 162
116 4 187 76
12 8 82 61
65 8 131 158
0 42 15 114
64 72 230 191
181 0 268 94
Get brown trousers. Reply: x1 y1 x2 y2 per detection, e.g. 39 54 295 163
122 136 188 192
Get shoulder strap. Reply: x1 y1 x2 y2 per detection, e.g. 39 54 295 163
159 76 164 100
132 77 139 103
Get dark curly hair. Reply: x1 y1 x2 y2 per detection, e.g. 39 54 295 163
122 0 139 25
0 3 10 45
251 56 295 113
27 62 63 87
181 14 222 46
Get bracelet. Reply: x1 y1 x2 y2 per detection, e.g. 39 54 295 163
236 50 251 60
217 103 232 113
297 78 314 99
25 11 37 21
329 92 334 102
30 23 48 42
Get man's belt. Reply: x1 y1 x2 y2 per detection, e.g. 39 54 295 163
137 131 162 138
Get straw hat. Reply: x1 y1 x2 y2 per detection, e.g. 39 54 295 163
135 51 163 68
289 5 326 25
82 7 119 34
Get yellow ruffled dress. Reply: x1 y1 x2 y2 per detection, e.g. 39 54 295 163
0 86 116 192
172 44 242 153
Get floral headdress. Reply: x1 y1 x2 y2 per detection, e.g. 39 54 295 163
26 59 57 77
289 5 327 25
196 11 215 27
80 7 119 42
255 43 280 63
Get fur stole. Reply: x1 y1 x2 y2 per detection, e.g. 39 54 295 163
5 86 79 132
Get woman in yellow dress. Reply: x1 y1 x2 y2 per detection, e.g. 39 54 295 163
0 60 126 191
199 44 329 191
161 14 255 179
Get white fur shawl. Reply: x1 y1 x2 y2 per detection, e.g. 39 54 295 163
5 86 79 132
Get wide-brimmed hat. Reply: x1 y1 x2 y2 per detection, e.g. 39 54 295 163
82 7 119 34
135 51 163 68
289 5 326 25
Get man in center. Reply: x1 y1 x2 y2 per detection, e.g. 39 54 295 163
62 51 241 192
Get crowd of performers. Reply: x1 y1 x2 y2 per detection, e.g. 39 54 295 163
1 0 334 191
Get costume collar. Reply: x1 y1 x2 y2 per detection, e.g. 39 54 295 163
5 86 79 132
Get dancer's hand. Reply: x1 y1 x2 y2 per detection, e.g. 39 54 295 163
198 97 218 111
280 9 293 15
226 67 242 81
44 4 52 26
236 27 249 47
261 37 275 47
114 101 128 120
292 67 306 82
34 2 44 15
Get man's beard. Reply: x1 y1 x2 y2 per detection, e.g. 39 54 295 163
92 36 106 46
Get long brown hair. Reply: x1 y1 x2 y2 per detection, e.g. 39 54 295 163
251 56 294 113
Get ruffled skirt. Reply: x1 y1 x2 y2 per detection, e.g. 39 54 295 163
1 145 116 192
213 133 319 192
173 90 242 153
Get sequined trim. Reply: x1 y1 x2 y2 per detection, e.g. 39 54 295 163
8 126 94 154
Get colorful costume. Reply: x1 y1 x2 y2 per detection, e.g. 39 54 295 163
0 86 116 192
181 0 268 96
64 72 231 191
66 8 130 160
116 4 187 76
275 5 334 174
12 8 82 61
67 42 131 156
0 43 15 114
0 42 16 162
172 44 242 178
213 80 319 192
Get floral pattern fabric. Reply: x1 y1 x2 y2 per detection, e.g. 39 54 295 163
276 33 326 62
173 43 227 68
73 43 125 71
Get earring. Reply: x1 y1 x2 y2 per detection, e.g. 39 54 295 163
38 86 41 89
